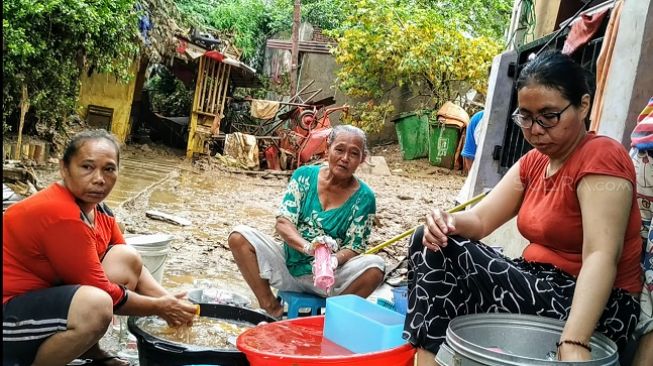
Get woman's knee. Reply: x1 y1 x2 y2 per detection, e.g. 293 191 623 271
365 267 385 285
68 286 113 336
105 245 143 272
228 232 251 252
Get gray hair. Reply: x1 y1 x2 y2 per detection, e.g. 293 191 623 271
327 125 369 156
62 129 121 166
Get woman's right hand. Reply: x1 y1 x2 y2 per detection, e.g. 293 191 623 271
156 293 198 327
423 208 456 251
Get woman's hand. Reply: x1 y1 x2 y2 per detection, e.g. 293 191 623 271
423 208 456 251
157 293 198 327
557 343 592 361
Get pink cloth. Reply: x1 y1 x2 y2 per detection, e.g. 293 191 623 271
562 9 609 55
313 244 335 291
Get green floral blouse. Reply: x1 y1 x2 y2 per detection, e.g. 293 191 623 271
277 165 376 277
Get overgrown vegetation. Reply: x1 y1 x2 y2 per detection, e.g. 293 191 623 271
3 0 140 134
145 69 193 116
2 0 511 139
173 0 345 65
329 0 507 133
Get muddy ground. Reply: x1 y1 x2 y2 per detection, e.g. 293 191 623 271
31 142 465 361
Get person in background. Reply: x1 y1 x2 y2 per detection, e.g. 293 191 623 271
461 110 485 174
228 125 385 319
3 130 197 366
404 51 641 365
629 96 653 366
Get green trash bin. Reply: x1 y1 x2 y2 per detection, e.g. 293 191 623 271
428 120 461 169
393 111 430 160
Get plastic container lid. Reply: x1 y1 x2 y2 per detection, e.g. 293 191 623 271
125 233 174 247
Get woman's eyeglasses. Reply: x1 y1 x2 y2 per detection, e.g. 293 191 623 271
511 103 573 129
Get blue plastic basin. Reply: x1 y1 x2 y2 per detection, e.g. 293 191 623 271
323 295 407 353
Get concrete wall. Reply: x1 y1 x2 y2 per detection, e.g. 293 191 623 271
296 53 429 143
263 23 431 144
465 50 517 201
596 0 653 145
78 60 140 143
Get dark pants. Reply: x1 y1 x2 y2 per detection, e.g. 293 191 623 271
402 226 640 354
3 285 81 366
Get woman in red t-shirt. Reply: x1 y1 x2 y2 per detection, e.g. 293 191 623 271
404 51 642 365
3 130 197 366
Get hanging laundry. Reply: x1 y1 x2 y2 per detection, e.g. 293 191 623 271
250 99 280 119
562 9 609 55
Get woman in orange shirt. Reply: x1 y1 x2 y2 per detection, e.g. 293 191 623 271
404 51 642 365
3 130 197 366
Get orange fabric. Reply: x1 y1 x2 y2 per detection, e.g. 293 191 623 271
3 183 126 305
517 133 642 293
590 0 623 131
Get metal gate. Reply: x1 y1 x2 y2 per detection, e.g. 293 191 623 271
497 19 608 175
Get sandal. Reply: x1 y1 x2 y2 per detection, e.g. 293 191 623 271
254 308 282 322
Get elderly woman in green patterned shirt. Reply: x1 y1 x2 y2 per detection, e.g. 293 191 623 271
228 125 385 318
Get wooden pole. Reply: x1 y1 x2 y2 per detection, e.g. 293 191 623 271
289 0 301 95
15 84 29 160
364 190 490 255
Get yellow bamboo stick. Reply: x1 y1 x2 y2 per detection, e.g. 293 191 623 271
364 190 490 255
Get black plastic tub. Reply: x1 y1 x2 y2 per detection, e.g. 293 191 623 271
128 303 275 366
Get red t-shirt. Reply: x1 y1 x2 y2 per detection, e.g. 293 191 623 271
3 183 127 306
518 133 643 293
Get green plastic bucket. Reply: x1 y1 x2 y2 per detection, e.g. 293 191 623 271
393 111 430 160
428 120 460 169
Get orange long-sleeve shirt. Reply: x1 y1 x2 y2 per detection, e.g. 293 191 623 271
3 183 127 307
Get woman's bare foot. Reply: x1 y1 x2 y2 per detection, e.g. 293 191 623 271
260 298 284 319
79 343 130 366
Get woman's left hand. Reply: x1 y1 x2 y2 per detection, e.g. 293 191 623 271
557 343 592 361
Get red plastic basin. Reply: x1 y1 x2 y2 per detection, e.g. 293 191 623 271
236 315 415 366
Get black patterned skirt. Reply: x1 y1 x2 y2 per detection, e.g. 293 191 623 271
402 226 640 354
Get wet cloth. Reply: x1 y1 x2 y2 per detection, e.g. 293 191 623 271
277 165 376 277
3 285 81 366
402 227 640 354
223 132 259 169
231 225 385 297
3 183 126 306
250 99 280 119
518 133 642 293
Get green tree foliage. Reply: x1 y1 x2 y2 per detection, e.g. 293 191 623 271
146 69 193 116
329 0 504 132
173 0 345 62
417 0 513 39
3 0 139 132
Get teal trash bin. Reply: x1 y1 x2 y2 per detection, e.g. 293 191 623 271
392 111 430 160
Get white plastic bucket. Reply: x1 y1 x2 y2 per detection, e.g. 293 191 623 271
126 234 174 283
